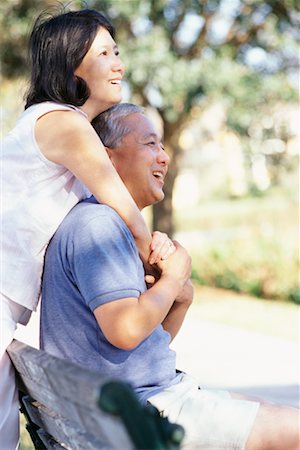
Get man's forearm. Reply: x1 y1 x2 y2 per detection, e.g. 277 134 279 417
161 301 191 341
125 274 184 346
162 279 194 341
94 273 184 351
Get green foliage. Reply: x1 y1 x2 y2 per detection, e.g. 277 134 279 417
186 194 299 303
194 56 297 135
0 0 40 77
120 30 204 122
191 237 299 302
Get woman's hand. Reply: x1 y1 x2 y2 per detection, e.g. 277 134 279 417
157 240 192 291
149 231 176 265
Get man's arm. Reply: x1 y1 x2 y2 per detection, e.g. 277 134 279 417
161 279 194 341
94 242 192 350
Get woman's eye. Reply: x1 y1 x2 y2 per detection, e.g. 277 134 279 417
115 50 120 56
100 51 108 56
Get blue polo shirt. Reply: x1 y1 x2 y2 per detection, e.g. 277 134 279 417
40 197 180 403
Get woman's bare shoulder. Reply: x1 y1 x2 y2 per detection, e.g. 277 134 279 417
37 108 90 134
35 109 99 163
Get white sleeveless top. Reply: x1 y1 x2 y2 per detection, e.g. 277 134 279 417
1 102 90 310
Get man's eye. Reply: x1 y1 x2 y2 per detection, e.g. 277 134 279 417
147 141 155 146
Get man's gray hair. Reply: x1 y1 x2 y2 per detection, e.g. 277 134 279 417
92 103 144 148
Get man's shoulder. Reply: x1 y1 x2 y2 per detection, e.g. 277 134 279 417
57 197 132 242
63 197 120 224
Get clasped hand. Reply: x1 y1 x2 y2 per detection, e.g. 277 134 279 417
145 231 193 306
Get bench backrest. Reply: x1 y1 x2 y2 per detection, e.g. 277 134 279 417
7 340 184 450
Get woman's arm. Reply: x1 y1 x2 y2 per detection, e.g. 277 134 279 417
35 110 152 261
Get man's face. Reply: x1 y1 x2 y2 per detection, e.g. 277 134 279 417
108 113 170 210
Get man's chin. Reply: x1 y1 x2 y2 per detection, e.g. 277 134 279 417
153 192 165 204
139 191 165 210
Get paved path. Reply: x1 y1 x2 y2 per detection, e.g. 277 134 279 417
171 304 299 408
15 303 299 408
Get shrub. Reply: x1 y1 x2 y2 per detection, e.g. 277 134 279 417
191 237 299 303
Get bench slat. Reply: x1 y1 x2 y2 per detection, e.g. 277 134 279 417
22 396 114 450
36 430 66 450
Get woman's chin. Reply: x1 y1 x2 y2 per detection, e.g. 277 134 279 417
107 94 123 108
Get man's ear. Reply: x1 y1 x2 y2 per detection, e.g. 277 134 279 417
105 147 113 159
105 147 116 167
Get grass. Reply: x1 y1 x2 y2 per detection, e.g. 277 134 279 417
193 284 299 341
20 416 33 450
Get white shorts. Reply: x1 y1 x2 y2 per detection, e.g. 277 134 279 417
0 294 31 450
148 373 259 450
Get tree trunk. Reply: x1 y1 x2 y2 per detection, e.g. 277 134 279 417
152 121 181 238
152 154 177 237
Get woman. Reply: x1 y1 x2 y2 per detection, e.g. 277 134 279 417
1 8 174 448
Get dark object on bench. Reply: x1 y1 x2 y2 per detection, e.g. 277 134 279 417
7 340 184 449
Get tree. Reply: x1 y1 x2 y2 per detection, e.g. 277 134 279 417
1 0 298 235
0 0 53 78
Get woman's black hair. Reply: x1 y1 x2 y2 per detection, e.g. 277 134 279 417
25 8 115 109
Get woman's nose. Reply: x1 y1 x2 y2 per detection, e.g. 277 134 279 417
113 55 125 76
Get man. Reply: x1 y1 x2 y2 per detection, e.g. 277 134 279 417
41 103 299 450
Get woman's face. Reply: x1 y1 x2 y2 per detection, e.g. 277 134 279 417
75 26 125 118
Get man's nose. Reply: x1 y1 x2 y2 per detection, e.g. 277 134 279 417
157 147 170 165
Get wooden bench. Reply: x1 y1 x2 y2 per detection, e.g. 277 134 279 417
7 340 184 450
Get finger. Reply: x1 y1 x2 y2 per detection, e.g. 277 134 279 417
145 275 156 284
149 247 161 264
158 239 175 260
149 240 170 263
161 242 176 260
149 234 168 264
150 231 168 251
150 239 174 263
